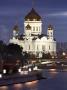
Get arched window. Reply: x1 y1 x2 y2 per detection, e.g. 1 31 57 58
36 27 38 31
51 32 53 37
49 45 50 50
37 45 39 50
29 45 30 50
42 45 45 51
33 27 35 31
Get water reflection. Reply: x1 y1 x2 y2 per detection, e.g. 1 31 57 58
12 80 38 90
12 81 38 90
13 84 23 90
42 69 58 79
0 70 65 90
49 69 58 77
25 80 38 90
25 80 38 87
0 81 38 90
0 86 8 90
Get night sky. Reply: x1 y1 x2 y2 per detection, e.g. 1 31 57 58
0 0 67 43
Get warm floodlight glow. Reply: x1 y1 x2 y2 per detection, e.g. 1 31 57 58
33 66 38 70
18 68 21 73
3 69 6 74
29 68 32 72
0 74 2 78
62 52 66 56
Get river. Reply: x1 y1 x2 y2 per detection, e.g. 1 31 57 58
0 69 67 90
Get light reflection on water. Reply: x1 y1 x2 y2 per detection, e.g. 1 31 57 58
25 80 38 90
13 83 23 90
25 80 38 87
48 69 58 77
0 86 8 90
0 80 38 90
0 69 64 90
42 69 58 79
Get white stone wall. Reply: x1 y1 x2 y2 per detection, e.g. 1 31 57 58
47 29 53 40
24 21 42 35
9 35 56 56
32 36 56 55
25 29 31 37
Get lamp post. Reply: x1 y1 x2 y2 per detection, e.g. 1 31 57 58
62 52 66 58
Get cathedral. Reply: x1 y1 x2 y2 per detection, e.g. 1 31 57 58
9 8 56 58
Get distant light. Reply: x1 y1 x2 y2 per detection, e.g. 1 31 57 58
61 64 64 66
49 69 56 72
52 56 54 59
3 69 6 74
33 66 38 70
0 74 2 78
18 68 21 73
62 52 66 56
29 68 31 72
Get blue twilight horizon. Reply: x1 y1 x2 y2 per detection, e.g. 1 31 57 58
0 0 67 43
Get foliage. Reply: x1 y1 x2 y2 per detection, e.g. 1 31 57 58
42 52 52 59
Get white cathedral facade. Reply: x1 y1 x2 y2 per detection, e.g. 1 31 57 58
9 8 56 57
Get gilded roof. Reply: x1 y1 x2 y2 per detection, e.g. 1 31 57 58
25 8 41 21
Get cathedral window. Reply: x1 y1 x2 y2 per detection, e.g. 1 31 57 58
51 32 53 37
33 27 35 31
29 45 30 50
49 45 50 50
36 27 38 31
37 45 39 50
42 45 45 51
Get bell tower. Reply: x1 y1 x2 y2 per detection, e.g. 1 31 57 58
13 24 19 39
47 25 54 40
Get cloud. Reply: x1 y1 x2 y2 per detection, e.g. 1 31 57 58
48 11 67 17
0 8 18 16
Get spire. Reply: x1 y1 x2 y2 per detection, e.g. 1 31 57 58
25 8 41 21
13 14 19 32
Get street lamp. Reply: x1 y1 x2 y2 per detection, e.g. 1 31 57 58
3 69 6 74
62 52 66 56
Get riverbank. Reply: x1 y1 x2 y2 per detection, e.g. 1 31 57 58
0 69 46 86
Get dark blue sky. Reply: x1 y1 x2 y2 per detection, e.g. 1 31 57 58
0 0 67 43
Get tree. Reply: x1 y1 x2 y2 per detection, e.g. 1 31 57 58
42 52 52 59
0 40 7 60
2 43 24 74
7 43 22 59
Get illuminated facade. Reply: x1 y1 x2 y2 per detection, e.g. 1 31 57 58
9 8 56 57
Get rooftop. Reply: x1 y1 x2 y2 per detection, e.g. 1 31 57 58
25 8 41 21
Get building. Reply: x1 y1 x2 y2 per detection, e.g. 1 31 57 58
9 8 56 57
